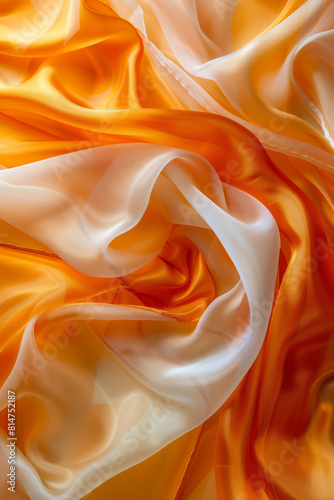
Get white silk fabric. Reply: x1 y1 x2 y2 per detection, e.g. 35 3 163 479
0 144 279 499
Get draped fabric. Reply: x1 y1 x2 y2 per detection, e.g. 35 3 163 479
0 1 333 500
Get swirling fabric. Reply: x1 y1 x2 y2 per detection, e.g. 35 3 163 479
0 2 333 500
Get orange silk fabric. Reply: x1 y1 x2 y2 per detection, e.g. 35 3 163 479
0 2 333 500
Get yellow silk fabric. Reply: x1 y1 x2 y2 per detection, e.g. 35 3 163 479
0 1 333 500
